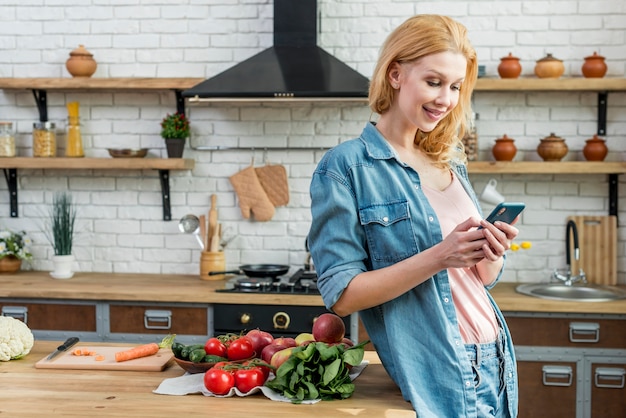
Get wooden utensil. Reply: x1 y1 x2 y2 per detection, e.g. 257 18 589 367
208 194 218 251
198 214 206 250
567 215 617 285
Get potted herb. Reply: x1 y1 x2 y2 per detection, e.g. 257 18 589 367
0 229 32 274
45 192 77 279
160 112 190 158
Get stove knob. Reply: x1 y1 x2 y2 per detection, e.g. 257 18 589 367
272 311 291 330
240 313 252 325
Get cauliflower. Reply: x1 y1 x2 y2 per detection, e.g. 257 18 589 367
0 316 34 361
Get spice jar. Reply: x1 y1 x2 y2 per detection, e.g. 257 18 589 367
461 112 478 161
66 102 84 157
33 121 56 157
0 121 16 157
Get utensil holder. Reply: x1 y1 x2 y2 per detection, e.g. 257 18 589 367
200 251 226 280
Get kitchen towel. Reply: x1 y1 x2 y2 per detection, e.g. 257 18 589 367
255 164 290 207
229 165 275 222
153 361 368 404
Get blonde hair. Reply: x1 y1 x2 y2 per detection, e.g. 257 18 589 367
369 15 478 167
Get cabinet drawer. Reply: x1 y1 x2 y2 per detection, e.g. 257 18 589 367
517 360 577 418
0 300 96 332
506 316 626 348
108 304 208 335
591 362 626 418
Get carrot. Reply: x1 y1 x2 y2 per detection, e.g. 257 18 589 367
115 334 176 363
95 355 105 361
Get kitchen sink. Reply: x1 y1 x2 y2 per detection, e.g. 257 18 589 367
516 283 626 302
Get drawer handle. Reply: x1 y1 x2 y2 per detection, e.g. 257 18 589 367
143 309 172 330
569 321 600 343
595 367 626 389
1 306 28 324
542 365 573 387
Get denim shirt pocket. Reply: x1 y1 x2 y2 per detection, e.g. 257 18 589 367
359 200 417 263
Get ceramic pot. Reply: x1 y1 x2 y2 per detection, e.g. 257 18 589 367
537 133 568 161
51 254 75 279
0 256 22 274
498 53 522 79
492 134 517 161
581 52 607 78
65 45 97 78
534 53 565 78
583 134 608 161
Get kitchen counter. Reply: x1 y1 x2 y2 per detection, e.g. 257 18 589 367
1 271 625 313
0 341 414 418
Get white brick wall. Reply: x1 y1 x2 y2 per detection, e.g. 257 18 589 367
0 0 625 284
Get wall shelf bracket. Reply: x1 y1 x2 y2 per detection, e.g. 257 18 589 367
175 90 185 115
158 169 172 221
3 168 18 217
31 89 48 122
597 92 608 136
609 173 618 218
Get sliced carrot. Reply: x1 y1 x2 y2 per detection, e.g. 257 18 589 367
95 355 105 361
115 342 159 362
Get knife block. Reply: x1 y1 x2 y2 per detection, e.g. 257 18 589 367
200 251 226 280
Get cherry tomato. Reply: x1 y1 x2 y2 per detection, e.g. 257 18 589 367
204 368 235 395
204 337 227 357
227 336 255 361
234 367 266 393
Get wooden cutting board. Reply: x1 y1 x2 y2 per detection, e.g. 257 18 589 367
567 215 617 286
35 346 173 371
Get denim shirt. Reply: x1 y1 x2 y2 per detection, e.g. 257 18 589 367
309 122 518 417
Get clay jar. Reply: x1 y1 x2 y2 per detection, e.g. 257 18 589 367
498 53 522 79
534 53 565 78
492 134 517 161
537 133 568 161
582 52 607 78
66 45 97 77
583 134 608 161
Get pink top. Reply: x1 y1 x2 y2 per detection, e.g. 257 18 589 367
422 172 499 344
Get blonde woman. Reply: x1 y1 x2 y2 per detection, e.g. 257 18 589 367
309 15 519 417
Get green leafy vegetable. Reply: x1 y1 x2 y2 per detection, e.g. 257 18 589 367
264 341 367 403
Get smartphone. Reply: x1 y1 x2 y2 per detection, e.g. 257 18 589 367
479 202 526 229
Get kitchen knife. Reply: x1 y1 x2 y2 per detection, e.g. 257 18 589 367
46 337 79 361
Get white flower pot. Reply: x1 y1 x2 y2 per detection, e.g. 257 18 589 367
50 255 75 279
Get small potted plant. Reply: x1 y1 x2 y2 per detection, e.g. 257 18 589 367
45 192 77 279
0 229 32 274
160 112 190 158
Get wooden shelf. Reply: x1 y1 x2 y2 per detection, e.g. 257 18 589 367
0 77 624 93
468 161 626 174
0 158 195 220
0 157 195 170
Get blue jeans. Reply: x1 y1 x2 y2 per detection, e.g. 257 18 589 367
465 331 509 418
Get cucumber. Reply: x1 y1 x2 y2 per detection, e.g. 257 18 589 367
189 348 208 363
171 341 185 358
180 344 204 360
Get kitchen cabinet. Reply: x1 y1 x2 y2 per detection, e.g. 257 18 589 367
505 312 626 418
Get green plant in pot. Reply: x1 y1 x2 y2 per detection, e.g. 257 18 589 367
45 192 77 279
160 112 189 158
0 229 32 274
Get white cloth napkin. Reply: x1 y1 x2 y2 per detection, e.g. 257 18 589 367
153 360 369 404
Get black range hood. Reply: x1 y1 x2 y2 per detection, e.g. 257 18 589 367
182 0 370 101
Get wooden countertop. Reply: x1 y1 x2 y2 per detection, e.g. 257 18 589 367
0 341 414 418
1 271 625 314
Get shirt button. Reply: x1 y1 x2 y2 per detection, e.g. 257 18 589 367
465 381 471 387
455 340 460 346
415 185 420 190
382 216 389 222
428 216 434 222
443 297 449 303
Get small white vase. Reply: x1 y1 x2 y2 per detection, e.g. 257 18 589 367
50 254 75 279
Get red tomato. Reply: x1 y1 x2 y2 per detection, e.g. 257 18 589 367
243 359 271 380
234 367 266 393
204 337 227 357
203 368 235 395
227 336 255 361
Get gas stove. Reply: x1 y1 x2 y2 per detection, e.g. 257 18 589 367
215 268 319 295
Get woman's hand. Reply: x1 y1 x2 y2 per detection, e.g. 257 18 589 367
478 218 520 261
436 217 492 268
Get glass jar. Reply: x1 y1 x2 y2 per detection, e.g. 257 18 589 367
33 121 56 157
66 116 84 157
462 112 478 161
0 121 16 157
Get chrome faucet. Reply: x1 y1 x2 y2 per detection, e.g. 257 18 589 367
553 220 586 285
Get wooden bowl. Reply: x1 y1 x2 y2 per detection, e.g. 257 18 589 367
173 357 217 374
108 148 148 158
